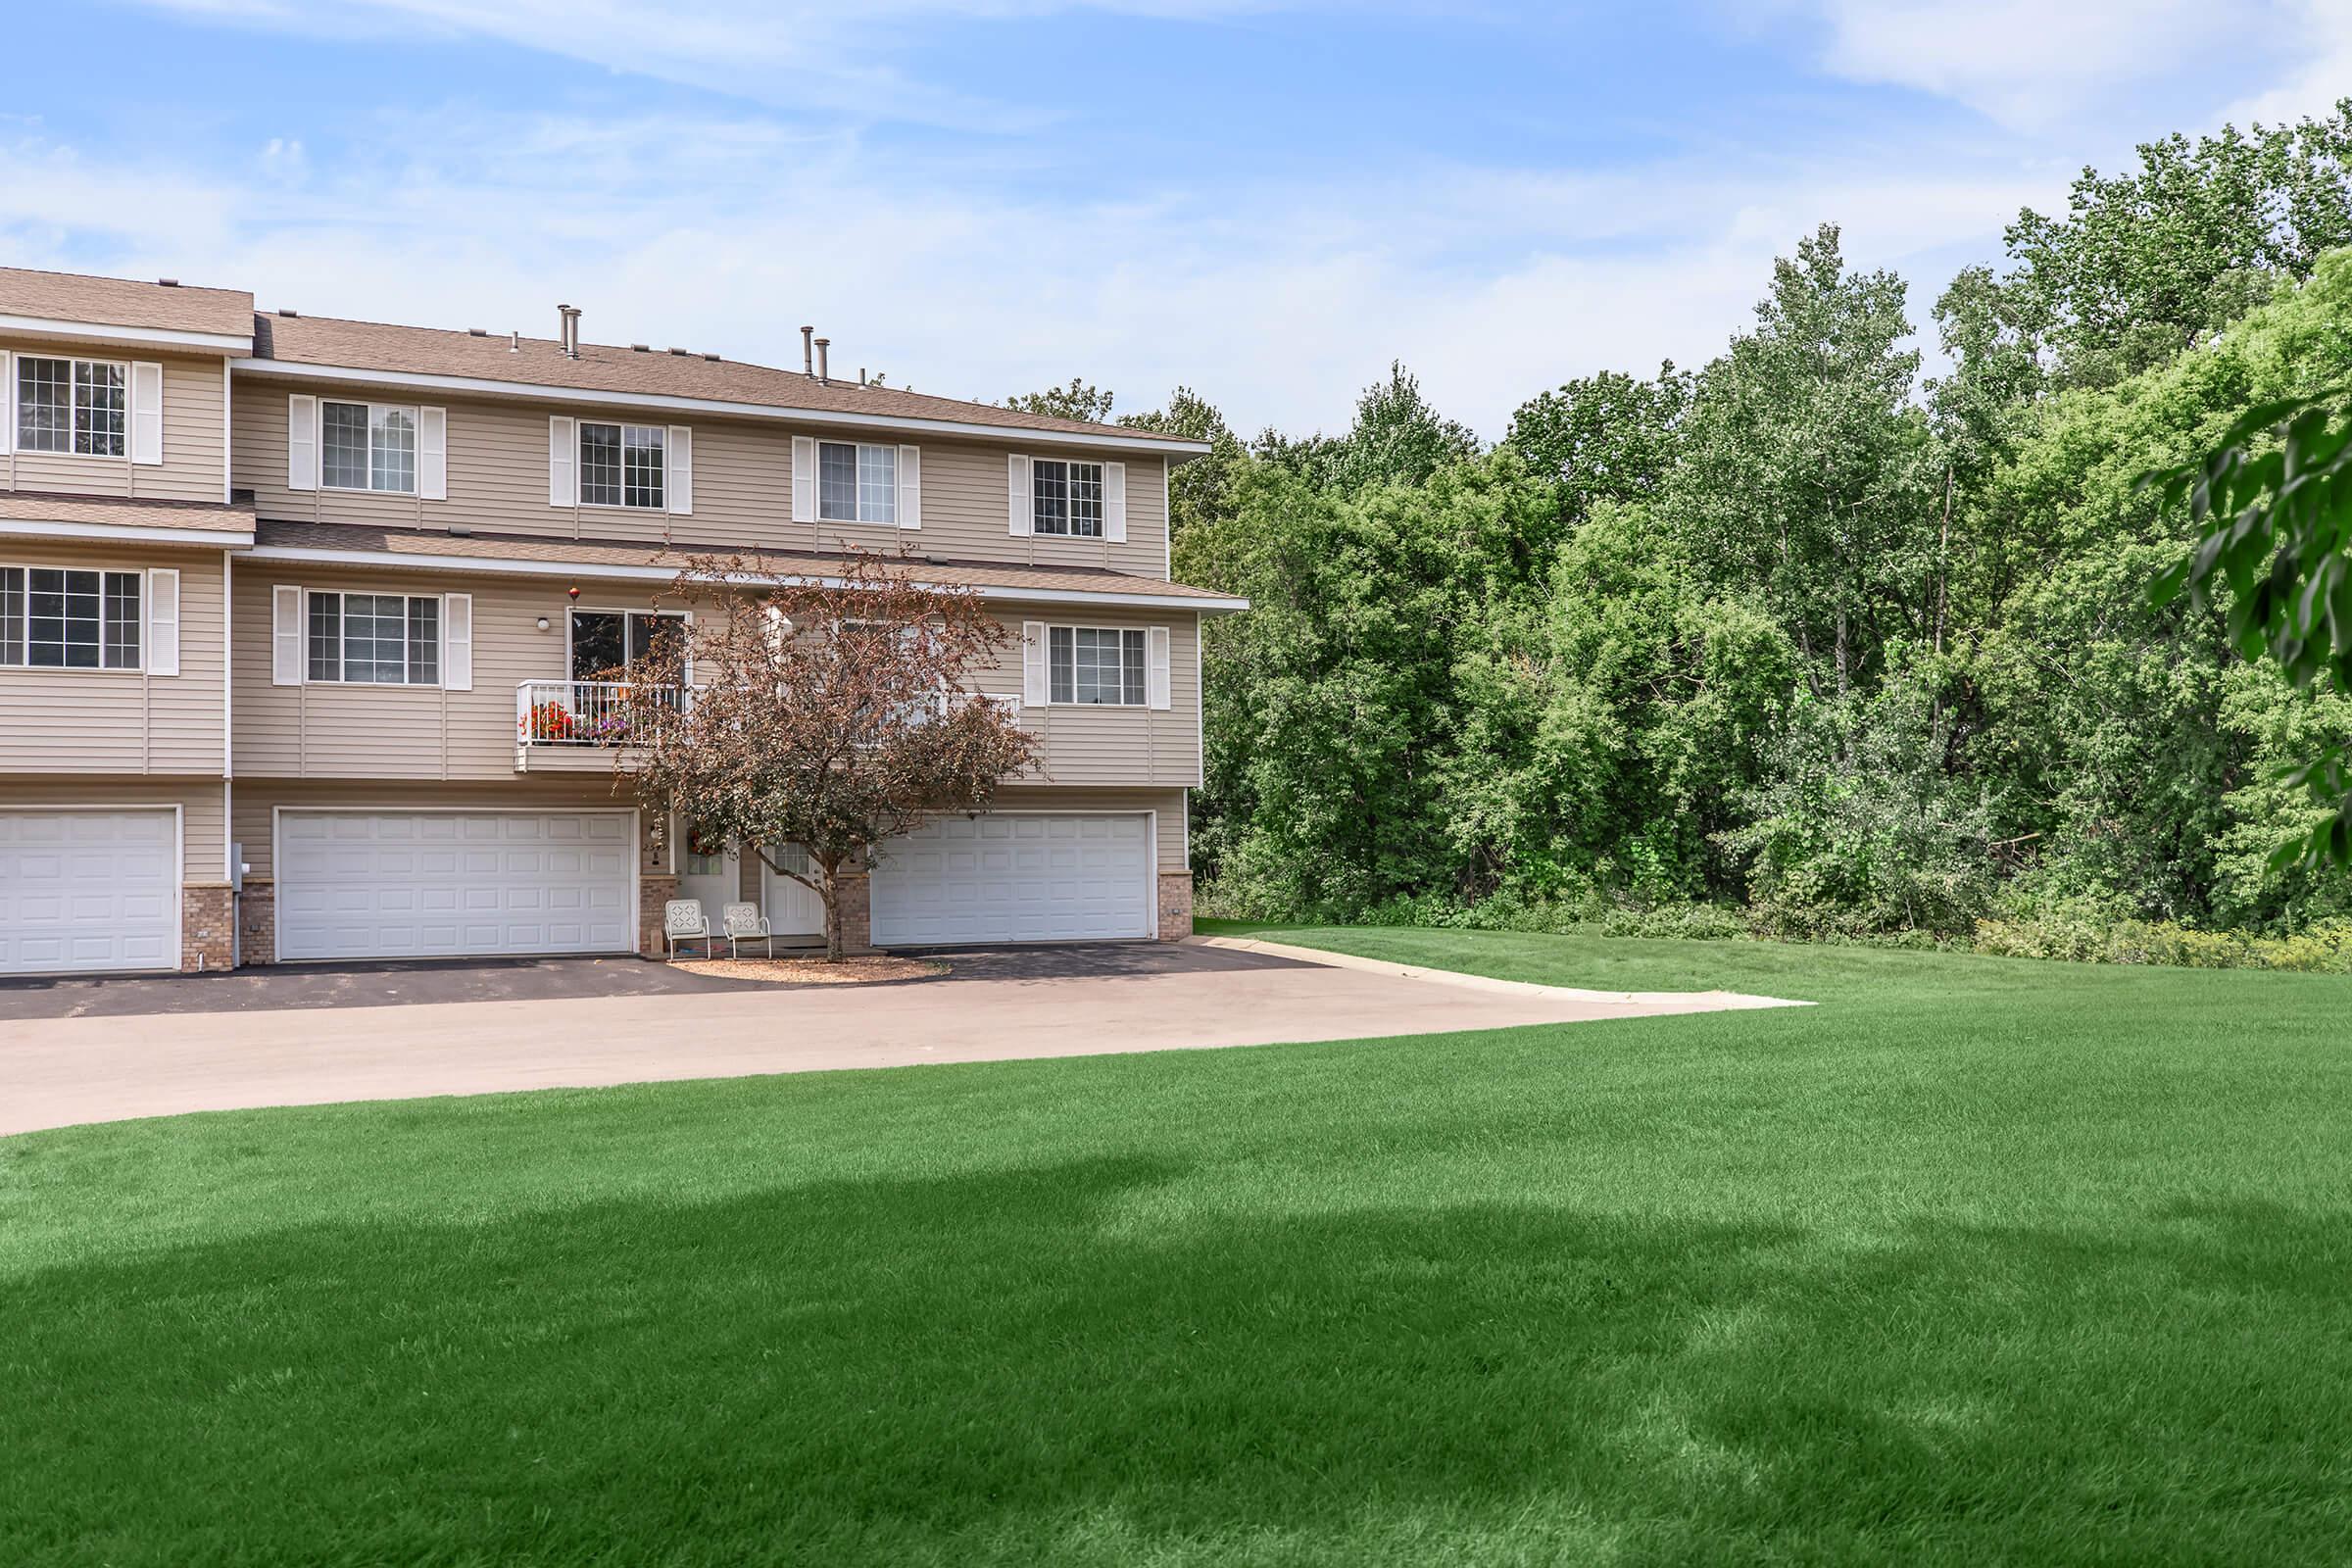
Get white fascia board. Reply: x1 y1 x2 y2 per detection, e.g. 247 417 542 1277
230 358 1210 457
240 542 1249 612
0 314 252 354
0 518 255 548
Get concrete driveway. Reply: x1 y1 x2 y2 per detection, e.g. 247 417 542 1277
0 940 1802 1137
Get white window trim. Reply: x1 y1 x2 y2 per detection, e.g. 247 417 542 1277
575 420 668 512
301 588 444 687
318 398 423 495
1042 622 1150 708
814 439 902 526
0 562 144 671
1031 457 1108 540
13 353 130 460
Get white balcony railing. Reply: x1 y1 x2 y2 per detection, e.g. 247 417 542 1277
517 682 1017 750
515 680 688 748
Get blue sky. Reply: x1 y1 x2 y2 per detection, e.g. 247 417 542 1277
5 1 2346 436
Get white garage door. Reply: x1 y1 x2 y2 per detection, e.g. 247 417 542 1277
870 812 1153 946
0 808 179 976
277 809 634 961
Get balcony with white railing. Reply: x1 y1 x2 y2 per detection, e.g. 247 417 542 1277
515 681 1020 770
514 679 688 770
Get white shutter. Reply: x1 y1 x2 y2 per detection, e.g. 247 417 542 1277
667 425 693 514
442 592 472 691
1103 460 1127 543
898 444 921 529
548 415 576 507
130 362 164 466
417 406 448 500
0 352 11 455
271 586 304 685
287 394 318 491
1022 620 1049 706
146 567 179 675
1008 453 1033 535
791 435 816 522
1147 624 1172 710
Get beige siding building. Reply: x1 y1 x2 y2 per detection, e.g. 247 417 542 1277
0 267 1241 975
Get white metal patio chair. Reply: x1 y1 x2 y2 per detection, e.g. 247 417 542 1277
663 899 714 960
722 902 774 958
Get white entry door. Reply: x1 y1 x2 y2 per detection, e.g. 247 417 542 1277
759 845 826 937
869 813 1153 947
0 808 179 975
276 809 634 961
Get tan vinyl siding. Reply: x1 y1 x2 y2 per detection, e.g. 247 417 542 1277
968 608 1201 787
0 540 229 775
2 346 226 503
232 777 663 881
233 567 662 783
0 776 226 881
231 381 1175 578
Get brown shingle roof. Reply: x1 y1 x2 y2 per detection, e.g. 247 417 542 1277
251 518 1246 607
0 268 254 340
0 492 255 538
249 314 1202 449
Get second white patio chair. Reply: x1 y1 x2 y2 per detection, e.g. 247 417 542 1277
721 902 774 958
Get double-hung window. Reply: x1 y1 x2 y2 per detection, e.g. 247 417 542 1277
16 357 125 457
816 441 898 524
580 422 665 509
306 591 440 684
0 566 140 668
1032 459 1104 538
320 401 418 493
1048 625 1145 706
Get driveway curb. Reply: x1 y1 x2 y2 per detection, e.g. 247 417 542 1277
1185 935 1813 1011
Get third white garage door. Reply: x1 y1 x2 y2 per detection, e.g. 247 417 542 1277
276 809 635 961
869 812 1154 946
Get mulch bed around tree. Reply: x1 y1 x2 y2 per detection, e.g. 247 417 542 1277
668 955 949 985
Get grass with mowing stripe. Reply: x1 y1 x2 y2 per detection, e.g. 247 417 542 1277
3 924 2349 1565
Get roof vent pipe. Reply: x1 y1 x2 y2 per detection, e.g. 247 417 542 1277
814 336 830 384
801 325 814 377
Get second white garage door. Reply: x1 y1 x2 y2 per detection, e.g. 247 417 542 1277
276 809 635 961
869 812 1154 947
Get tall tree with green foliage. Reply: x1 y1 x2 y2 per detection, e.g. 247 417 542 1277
1256 362 1480 496
1003 378 1118 423
1503 364 1693 528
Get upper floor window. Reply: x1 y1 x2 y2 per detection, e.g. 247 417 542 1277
1033 459 1103 538
321 401 417 493
16 357 125 458
580 422 664 509
307 591 439 685
1048 625 1145 705
0 565 140 669
817 441 898 524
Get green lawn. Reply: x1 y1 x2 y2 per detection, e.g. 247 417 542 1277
5 928 2350 1566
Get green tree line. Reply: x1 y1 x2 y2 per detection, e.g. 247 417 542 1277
1039 104 2352 939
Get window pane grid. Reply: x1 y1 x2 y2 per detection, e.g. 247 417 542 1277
622 425 664 509
858 444 897 523
818 441 858 521
579 422 622 507
17 358 70 454
0 567 21 663
1034 460 1069 535
307 592 438 684
27 568 100 668
372 407 416 493
308 594 342 681
74 362 125 458
1048 624 1146 706
322 402 371 490
1068 462 1103 537
102 573 140 669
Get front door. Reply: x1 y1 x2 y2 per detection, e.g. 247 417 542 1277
760 845 827 937
676 820 738 927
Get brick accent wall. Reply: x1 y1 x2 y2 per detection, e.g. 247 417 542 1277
639 873 679 957
182 884 235 972
1157 871 1195 941
832 871 875 956
236 879 276 966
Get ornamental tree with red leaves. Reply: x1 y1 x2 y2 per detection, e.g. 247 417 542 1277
612 550 1038 960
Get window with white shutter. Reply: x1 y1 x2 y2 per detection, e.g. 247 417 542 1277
129 363 164 466
287 395 318 492
548 415 576 507
147 568 179 676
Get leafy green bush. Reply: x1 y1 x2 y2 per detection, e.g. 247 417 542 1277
1973 915 2352 971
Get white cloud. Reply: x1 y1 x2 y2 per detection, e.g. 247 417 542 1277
0 105 2062 438
1789 0 2302 130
